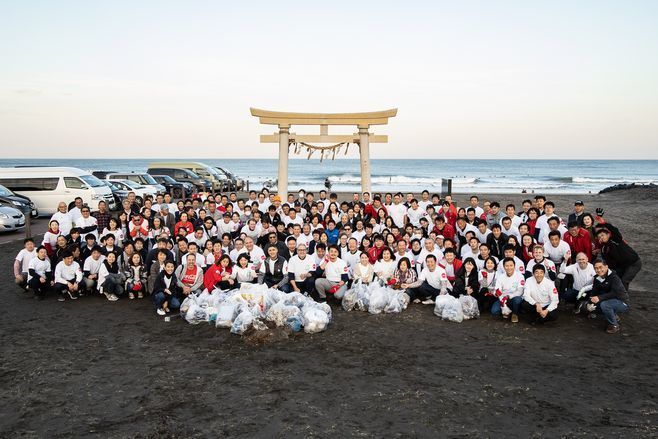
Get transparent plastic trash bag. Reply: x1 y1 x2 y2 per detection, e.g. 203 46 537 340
302 307 330 333
231 310 254 335
215 303 238 328
433 294 452 317
460 295 480 320
441 295 464 323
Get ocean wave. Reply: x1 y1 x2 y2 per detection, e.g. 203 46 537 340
572 177 658 184
326 174 478 186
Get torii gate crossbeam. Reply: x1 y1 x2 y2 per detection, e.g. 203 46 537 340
250 108 398 196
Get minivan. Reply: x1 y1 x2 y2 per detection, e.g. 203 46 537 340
148 162 224 192
0 167 116 215
146 167 211 192
106 172 166 195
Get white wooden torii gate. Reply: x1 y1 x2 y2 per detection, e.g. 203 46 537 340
250 108 398 196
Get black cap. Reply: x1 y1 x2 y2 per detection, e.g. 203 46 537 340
574 200 584 205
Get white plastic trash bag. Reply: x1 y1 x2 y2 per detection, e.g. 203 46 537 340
216 303 238 328
230 310 254 335
368 287 389 314
433 294 452 317
441 295 464 323
460 295 480 320
384 291 409 314
342 287 359 312
302 308 329 333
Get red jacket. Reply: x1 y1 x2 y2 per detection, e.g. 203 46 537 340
431 223 456 242
367 245 385 264
439 258 463 282
563 228 592 261
364 203 387 220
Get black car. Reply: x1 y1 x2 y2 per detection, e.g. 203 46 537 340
151 175 194 198
147 168 211 192
0 184 38 218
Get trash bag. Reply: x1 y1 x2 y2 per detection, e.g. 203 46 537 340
185 302 208 324
433 294 452 317
460 295 480 320
266 302 302 327
302 308 330 333
441 295 464 323
283 291 306 307
231 310 254 335
384 291 409 314
342 287 359 312
368 286 389 314
285 315 303 332
216 303 238 328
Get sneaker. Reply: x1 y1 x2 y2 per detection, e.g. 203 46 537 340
108 294 119 302
67 290 78 300
606 324 620 334
129 292 135 300
502 313 510 319
421 298 435 305
511 314 519 323
157 308 166 316
58 294 66 302
412 298 421 304
138 291 144 299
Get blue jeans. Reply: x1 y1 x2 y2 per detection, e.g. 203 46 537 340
153 292 181 310
596 299 629 326
562 288 579 303
491 295 523 316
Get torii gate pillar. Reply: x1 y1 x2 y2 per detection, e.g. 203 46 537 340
278 126 290 198
250 108 397 197
359 126 371 194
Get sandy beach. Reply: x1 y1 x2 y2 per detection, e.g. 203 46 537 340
1 187 657 437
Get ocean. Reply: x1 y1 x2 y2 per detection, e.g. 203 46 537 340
1 158 657 195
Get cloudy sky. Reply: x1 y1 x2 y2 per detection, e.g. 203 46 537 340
1 1 657 159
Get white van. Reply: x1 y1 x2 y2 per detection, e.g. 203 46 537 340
0 167 116 215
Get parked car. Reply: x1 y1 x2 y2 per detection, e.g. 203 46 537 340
0 202 26 233
0 167 116 215
0 184 38 218
214 167 245 191
149 162 224 192
103 182 130 208
151 175 194 198
91 170 117 180
106 179 156 206
146 167 211 192
105 172 166 195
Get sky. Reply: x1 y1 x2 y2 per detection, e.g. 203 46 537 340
1 0 657 159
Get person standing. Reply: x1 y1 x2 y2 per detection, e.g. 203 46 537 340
596 226 641 291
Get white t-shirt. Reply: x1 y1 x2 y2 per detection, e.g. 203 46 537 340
373 259 396 280
83 255 106 275
407 206 427 227
287 255 317 281
342 250 361 274
494 271 525 299
523 276 559 311
323 258 349 282
543 240 572 265
562 263 596 290
16 248 37 273
388 203 408 228
416 266 448 291
28 257 51 281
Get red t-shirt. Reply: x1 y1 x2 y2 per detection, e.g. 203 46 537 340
182 266 198 286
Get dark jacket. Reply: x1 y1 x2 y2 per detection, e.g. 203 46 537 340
152 271 182 297
263 257 287 287
599 223 639 270
486 232 509 259
452 270 480 297
591 269 629 303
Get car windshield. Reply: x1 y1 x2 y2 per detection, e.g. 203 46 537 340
80 175 107 188
159 175 176 183
142 174 158 185
123 180 144 189
0 184 13 196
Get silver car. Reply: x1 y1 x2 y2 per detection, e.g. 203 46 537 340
0 204 26 232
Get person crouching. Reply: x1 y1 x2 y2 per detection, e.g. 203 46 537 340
521 264 559 324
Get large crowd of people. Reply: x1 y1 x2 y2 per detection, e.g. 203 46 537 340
12 188 641 334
